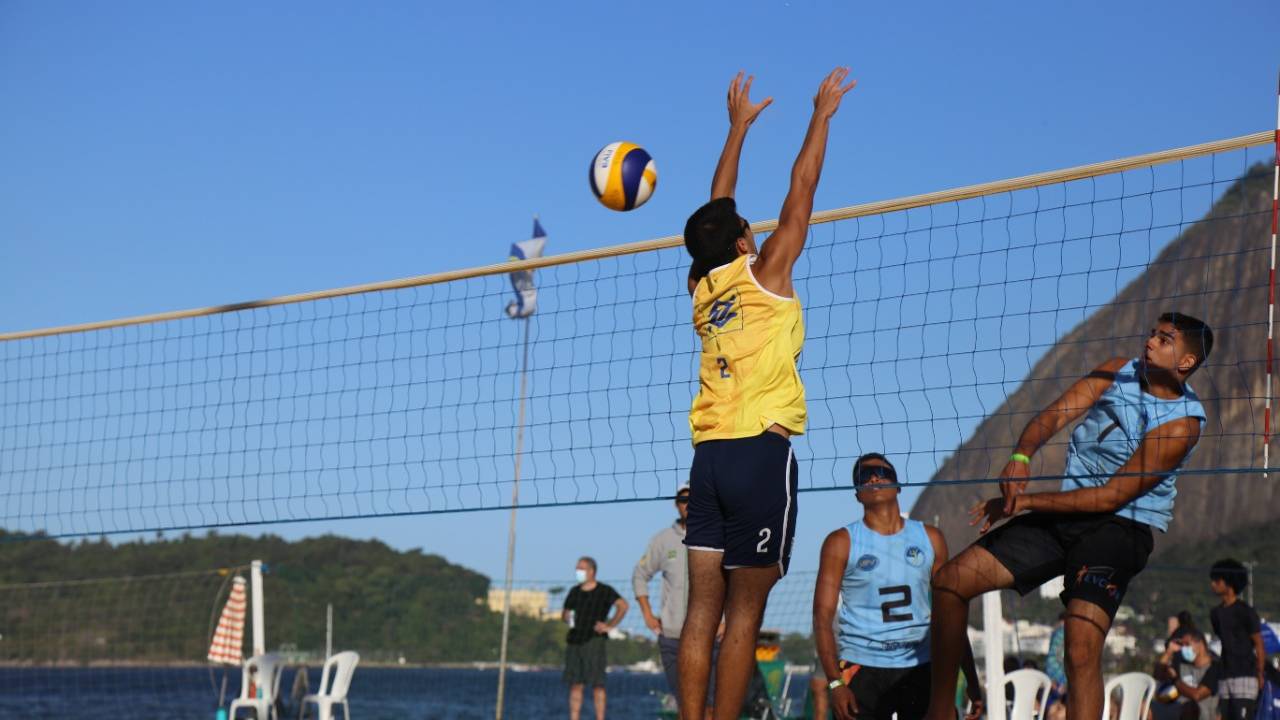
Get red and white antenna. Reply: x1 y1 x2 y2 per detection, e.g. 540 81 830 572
1266 70 1280 475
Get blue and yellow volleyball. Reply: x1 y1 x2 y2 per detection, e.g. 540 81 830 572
589 141 658 211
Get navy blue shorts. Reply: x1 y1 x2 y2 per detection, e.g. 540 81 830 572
685 431 799 575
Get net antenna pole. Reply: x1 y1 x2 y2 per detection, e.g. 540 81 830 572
1267 69 1280 478
251 559 265 656
495 314 532 720
982 590 1006 720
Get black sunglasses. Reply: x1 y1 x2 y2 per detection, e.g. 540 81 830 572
675 495 690 504
854 465 897 487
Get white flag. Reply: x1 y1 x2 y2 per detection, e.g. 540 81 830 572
505 218 547 318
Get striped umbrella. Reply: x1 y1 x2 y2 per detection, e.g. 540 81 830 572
207 576 247 665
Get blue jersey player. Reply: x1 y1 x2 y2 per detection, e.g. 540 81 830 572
925 313 1213 720
814 454 983 720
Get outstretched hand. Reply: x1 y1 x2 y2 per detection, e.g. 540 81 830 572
727 71 772 129
813 67 857 119
970 494 1025 534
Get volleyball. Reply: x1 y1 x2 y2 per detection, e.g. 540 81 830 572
1156 683 1179 703
589 141 657 211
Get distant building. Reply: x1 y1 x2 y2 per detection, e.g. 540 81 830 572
487 588 554 620
967 618 1136 659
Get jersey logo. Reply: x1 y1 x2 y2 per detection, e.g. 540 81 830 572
708 297 738 327
855 554 879 571
666 550 677 560
905 546 927 567
702 295 744 340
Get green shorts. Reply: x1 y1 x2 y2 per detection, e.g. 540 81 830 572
564 635 608 687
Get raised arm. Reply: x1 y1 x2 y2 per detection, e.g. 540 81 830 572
710 72 773 201
754 67 856 298
973 415 1201 532
996 356 1130 511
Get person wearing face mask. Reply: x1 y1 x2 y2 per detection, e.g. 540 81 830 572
1154 628 1222 720
812 453 983 720
562 556 628 720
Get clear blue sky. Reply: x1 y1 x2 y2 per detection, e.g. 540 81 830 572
2 1 1277 586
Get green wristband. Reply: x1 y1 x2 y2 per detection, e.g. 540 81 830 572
1010 453 1032 465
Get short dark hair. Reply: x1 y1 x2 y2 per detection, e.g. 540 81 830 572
1173 610 1197 635
852 452 894 486
684 198 744 277
1210 558 1248 593
578 556 598 574
1174 626 1207 645
1159 312 1214 372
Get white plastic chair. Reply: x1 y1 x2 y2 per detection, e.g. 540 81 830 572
230 653 284 720
1005 668 1054 720
1103 672 1157 720
299 651 360 720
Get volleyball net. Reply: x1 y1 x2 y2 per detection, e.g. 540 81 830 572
2 132 1275 541
0 130 1278 718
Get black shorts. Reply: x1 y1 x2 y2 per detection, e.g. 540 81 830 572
564 636 607 687
975 512 1154 619
839 661 931 720
686 431 799 575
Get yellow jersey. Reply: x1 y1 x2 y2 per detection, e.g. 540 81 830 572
689 254 806 443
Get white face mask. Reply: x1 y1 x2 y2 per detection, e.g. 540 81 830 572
575 569 588 583
1180 645 1197 663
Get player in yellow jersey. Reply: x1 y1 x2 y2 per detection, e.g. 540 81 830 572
677 67 856 720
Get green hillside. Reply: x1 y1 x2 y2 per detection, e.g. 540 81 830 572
0 530 655 666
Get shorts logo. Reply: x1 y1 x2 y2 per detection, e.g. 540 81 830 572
1074 565 1121 600
905 546 926 567
855 554 879 571
667 550 677 560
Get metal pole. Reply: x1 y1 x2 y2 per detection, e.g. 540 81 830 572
1246 562 1256 608
1266 69 1280 477
326 603 333 660
251 560 265 656
496 317 532 720
982 591 1006 720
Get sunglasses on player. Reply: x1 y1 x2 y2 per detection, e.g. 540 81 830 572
675 495 690 504
854 464 897 487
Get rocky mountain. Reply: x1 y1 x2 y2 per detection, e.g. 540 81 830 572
911 163 1279 557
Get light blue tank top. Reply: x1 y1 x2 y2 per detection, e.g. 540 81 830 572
836 519 934 668
1061 358 1206 531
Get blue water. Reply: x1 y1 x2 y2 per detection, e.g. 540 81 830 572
0 666 673 719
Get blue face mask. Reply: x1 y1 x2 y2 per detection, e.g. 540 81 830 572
1180 645 1197 663
575 569 588 583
